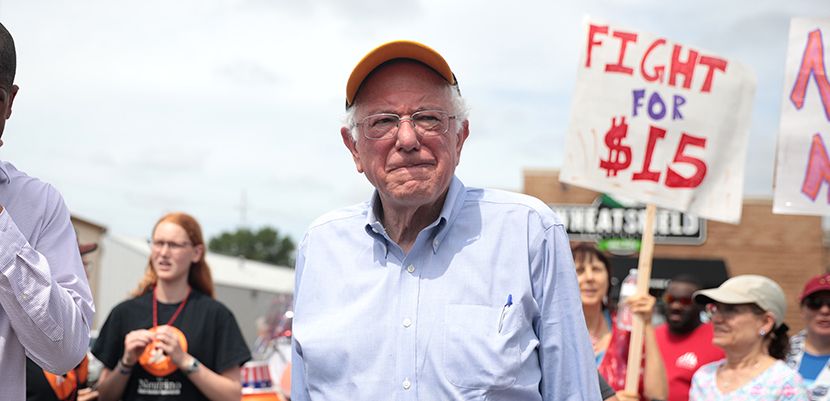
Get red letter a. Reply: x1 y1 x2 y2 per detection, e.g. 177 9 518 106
791 29 830 121
802 133 830 202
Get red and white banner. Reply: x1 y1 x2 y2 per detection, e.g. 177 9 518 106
773 17 830 216
560 15 756 224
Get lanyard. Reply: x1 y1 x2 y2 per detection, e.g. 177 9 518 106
153 286 192 327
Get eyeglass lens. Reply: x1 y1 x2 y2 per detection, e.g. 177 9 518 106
150 240 191 250
663 294 694 306
361 111 452 140
804 297 830 311
705 303 749 319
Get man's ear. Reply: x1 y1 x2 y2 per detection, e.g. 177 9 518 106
454 119 470 164
341 126 364 173
6 84 18 120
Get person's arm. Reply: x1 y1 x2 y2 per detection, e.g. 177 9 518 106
97 367 129 401
643 320 668 401
0 195 94 374
536 223 603 400
96 328 155 401
177 359 242 401
627 293 668 401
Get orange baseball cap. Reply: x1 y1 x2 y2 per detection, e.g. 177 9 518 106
345 40 457 109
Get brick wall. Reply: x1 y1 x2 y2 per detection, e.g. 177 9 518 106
524 169 826 333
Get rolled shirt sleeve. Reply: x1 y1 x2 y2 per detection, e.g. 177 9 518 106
0 166 94 379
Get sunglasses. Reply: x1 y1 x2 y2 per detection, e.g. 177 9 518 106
803 297 830 311
662 294 695 306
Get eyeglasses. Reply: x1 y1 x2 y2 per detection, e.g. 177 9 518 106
663 294 695 306
148 240 193 251
705 303 755 320
355 110 457 140
803 297 830 311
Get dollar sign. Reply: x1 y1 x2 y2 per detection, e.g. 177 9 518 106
599 116 632 177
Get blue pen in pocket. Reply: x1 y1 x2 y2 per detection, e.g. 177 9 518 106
498 294 513 333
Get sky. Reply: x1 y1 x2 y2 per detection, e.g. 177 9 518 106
0 0 827 246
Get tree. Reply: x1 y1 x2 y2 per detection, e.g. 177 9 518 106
208 226 296 267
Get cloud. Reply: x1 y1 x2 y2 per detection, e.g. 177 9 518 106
2 0 827 242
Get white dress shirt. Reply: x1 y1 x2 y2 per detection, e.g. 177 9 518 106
0 159 95 401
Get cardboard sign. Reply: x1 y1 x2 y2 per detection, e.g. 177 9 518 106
560 15 756 224
773 18 830 216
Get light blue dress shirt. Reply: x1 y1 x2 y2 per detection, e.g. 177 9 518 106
292 176 600 400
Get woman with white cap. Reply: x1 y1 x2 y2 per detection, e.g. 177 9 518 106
688 274 809 400
788 273 830 400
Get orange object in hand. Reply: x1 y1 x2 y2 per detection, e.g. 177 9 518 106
138 326 188 377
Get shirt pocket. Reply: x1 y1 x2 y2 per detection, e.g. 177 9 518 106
443 304 521 390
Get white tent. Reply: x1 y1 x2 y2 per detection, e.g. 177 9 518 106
95 233 294 344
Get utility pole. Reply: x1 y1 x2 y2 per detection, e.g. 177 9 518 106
239 189 248 229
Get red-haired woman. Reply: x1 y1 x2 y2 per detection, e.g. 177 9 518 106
92 213 251 401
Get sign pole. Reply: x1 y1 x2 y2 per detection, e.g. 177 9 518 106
624 203 656 393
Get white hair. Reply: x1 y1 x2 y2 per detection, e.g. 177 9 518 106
343 83 469 141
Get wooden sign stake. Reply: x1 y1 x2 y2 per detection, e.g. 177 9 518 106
624 203 656 393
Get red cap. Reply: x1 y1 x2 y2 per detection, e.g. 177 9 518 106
799 273 830 302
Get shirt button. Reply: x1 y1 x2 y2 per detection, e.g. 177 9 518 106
403 319 411 327
403 380 411 390
20 294 28 301
372 228 379 233
406 265 415 273
434 239 439 246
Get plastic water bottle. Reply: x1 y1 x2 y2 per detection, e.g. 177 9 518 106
616 268 638 331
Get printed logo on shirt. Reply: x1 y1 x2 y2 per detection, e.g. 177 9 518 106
137 378 183 396
675 352 699 370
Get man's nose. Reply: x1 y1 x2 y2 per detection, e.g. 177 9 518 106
396 118 421 150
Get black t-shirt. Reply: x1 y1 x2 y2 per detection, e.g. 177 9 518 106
91 289 251 401
26 357 88 401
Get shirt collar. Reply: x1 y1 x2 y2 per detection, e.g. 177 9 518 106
0 159 10 183
363 176 467 254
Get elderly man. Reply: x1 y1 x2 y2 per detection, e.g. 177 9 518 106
291 40 600 400
0 22 95 400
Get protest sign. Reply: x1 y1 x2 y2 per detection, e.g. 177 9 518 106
773 17 830 216
560 15 756 224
